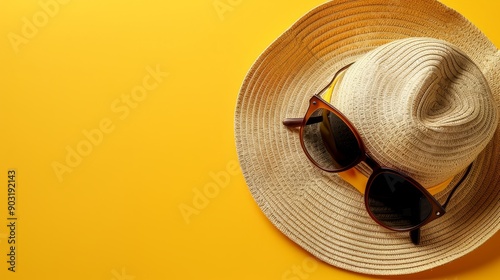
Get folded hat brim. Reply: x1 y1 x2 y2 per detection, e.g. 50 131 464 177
235 0 500 275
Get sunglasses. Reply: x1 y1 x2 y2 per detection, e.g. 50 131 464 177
283 64 472 245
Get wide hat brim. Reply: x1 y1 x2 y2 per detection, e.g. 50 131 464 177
234 0 500 275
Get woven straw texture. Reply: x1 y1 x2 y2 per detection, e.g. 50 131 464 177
331 37 497 188
235 0 500 275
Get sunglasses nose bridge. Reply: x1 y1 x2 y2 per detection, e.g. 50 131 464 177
363 153 381 171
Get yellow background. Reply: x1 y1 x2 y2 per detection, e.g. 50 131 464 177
0 0 498 279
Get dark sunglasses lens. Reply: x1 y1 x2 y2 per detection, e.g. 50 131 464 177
367 172 432 230
302 108 361 171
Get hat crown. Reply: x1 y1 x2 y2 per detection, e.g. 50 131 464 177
332 38 498 188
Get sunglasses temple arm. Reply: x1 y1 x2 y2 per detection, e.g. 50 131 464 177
442 163 473 210
409 163 473 246
283 64 356 128
410 228 421 245
283 116 324 127
282 118 303 127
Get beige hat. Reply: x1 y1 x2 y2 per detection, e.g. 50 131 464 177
234 0 500 275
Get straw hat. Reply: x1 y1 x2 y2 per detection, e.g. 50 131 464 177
234 0 500 275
